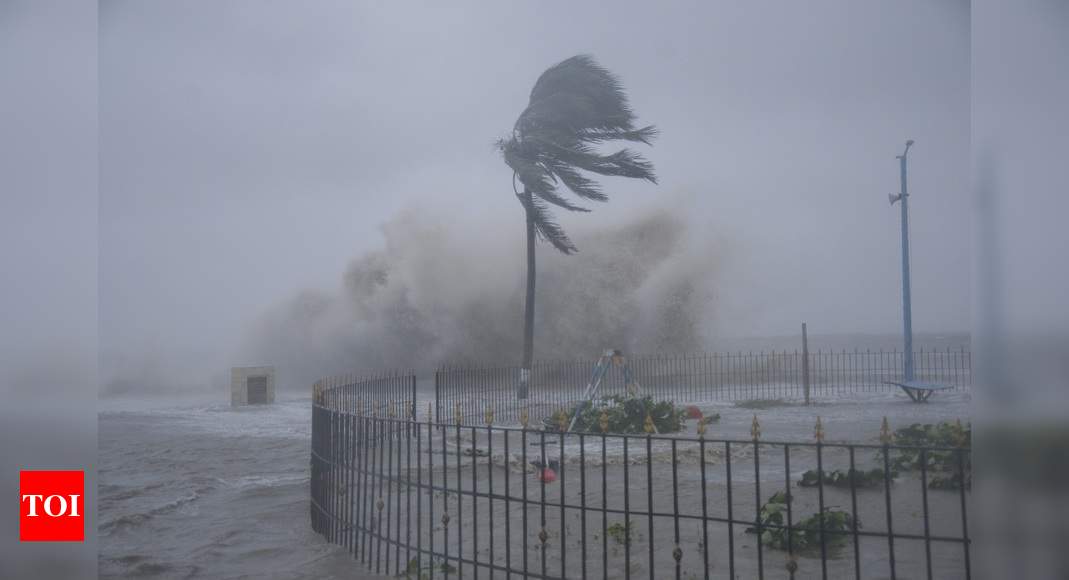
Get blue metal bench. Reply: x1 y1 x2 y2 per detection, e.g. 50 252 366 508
883 380 953 403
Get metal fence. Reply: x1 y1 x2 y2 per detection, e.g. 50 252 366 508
313 372 418 419
311 383 972 580
437 348 971 425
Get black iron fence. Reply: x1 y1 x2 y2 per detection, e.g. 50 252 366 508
437 348 971 425
313 372 418 419
311 381 972 579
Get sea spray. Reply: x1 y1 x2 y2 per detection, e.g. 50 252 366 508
242 204 722 388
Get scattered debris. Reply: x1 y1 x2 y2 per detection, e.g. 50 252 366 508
798 468 890 489
735 399 789 410
747 491 859 553
878 421 971 489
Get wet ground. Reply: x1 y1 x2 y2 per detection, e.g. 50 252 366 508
99 397 376 579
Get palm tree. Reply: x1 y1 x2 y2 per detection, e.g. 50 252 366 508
497 54 657 398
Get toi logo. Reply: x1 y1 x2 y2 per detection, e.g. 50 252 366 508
19 470 84 542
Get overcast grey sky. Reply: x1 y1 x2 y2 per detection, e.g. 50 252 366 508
97 0 970 387
0 0 96 394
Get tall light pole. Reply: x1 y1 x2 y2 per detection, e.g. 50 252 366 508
889 139 915 381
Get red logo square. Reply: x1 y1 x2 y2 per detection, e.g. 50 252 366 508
19 470 84 542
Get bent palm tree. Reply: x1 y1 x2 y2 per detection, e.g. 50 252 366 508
497 54 657 398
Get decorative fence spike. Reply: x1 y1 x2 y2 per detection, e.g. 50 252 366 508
751 415 761 440
426 401 433 423
538 528 548 545
454 402 463 426
644 413 656 434
880 416 892 445
558 409 569 432
814 416 825 443
697 414 708 438
519 407 530 429
599 409 610 433
485 405 494 427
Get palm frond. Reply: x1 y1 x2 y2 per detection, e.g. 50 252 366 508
516 191 577 254
527 137 657 183
543 160 607 202
579 125 658 146
503 143 590 212
526 55 634 131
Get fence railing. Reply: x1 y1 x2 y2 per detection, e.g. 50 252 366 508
313 372 418 419
437 348 971 425
311 381 972 580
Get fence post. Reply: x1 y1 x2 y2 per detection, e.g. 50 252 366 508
802 323 811 405
410 375 417 421
434 370 440 424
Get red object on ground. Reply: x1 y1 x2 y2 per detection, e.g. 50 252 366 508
539 468 557 483
686 405 703 419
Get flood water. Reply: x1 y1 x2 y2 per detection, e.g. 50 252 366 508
98 397 372 579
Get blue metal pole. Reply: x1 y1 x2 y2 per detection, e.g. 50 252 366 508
897 141 915 381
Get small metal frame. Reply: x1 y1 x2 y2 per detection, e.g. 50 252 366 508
883 380 953 403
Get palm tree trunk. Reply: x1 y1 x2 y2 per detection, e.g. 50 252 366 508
519 187 535 399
